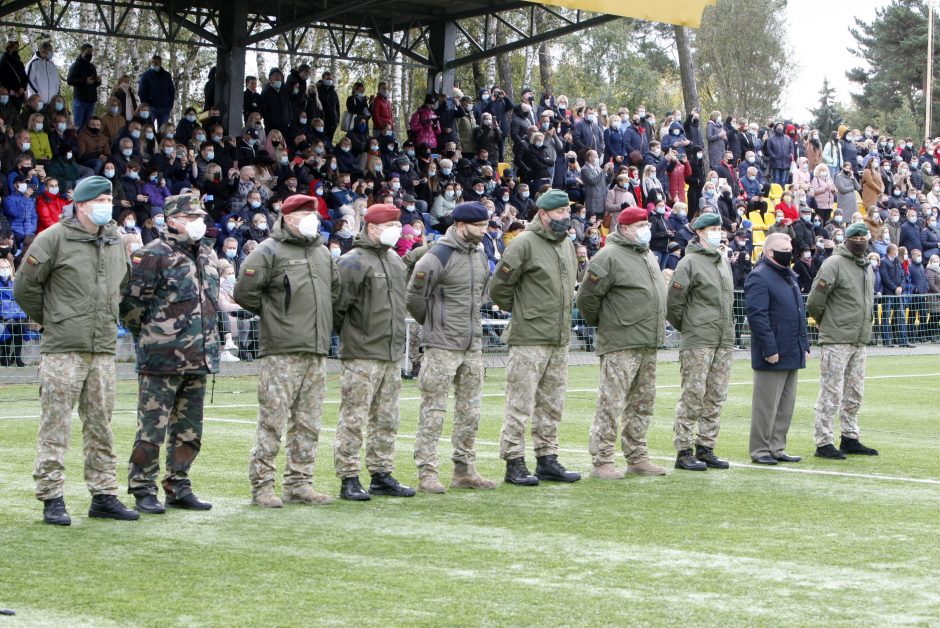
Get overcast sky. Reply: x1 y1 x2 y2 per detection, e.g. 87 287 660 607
778 0 881 120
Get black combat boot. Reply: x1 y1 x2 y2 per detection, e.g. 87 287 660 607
675 449 707 471
814 444 847 459
339 476 371 501
42 497 71 526
695 445 730 469
88 495 140 520
135 493 165 514
504 458 539 486
368 473 416 497
535 455 581 482
839 437 879 456
165 493 212 510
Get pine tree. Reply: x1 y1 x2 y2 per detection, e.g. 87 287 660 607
810 78 842 138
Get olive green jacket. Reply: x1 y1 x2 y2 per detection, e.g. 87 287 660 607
14 216 130 355
575 231 666 354
666 239 735 349
333 234 407 361
489 218 577 346
233 217 340 357
806 245 874 345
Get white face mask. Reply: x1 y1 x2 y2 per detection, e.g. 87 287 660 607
634 226 652 245
185 219 207 241
297 214 319 237
705 231 722 248
379 225 402 247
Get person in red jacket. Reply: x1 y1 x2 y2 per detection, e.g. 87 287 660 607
775 190 799 222
668 152 692 204
35 176 69 232
371 81 393 137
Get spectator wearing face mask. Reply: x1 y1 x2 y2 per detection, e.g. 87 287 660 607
118 160 151 224
0 256 27 366
572 106 603 164
117 209 143 257
35 176 67 232
925 254 940 341
3 173 37 245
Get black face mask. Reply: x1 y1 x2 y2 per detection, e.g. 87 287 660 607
83 53 92 61
771 250 792 267
0 247 11 257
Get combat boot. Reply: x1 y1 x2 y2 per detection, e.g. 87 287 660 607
166 493 212 510
42 497 71 526
88 495 140 521
535 454 581 483
135 493 165 514
626 459 668 476
674 449 707 471
252 487 283 508
589 463 625 480
450 463 497 489
340 476 371 501
283 486 332 505
504 458 539 486
695 445 730 469
839 437 880 456
418 473 447 494
814 444 847 459
369 473 416 497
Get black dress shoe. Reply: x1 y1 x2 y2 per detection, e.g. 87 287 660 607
505 457 539 486
369 473 416 497
534 455 581 482
166 493 213 510
135 494 165 514
751 455 778 465
675 449 707 471
773 453 802 462
695 445 730 469
88 494 140 520
839 437 879 456
340 476 371 501
42 497 71 526
814 444 847 459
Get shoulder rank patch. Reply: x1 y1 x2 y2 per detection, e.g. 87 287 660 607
131 253 143 265
499 264 512 275
413 271 426 288
26 255 39 265
817 279 828 289
672 281 683 290
244 268 256 277
589 272 600 284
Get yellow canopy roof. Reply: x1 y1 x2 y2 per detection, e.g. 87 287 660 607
526 0 717 28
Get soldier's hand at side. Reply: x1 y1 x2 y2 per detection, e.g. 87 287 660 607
764 354 779 364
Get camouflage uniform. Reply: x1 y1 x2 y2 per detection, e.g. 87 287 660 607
120 195 220 499
406 321 422 373
813 344 865 446
13 215 130 501
673 347 733 451
499 345 569 460
334 359 402 477
588 348 658 465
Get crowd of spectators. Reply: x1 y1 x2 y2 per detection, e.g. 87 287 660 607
2 38 940 366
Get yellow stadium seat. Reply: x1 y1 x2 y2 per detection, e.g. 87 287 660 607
749 211 766 229
769 183 783 198
752 246 763 263
763 212 776 227
752 230 766 245
497 162 510 177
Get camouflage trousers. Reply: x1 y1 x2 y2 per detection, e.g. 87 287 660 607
128 373 206 498
499 344 568 460
334 359 401 478
249 353 326 495
674 346 733 451
414 347 484 476
407 321 423 372
814 344 865 446
33 352 119 500
588 348 658 466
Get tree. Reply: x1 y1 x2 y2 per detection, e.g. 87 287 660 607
847 0 940 138
810 78 843 138
693 0 792 118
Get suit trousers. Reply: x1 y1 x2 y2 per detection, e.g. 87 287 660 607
749 369 798 460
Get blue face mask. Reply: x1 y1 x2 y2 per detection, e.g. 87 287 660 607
88 203 112 226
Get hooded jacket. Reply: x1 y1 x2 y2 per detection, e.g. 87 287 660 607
806 245 873 345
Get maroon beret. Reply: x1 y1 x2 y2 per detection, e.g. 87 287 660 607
280 194 318 215
363 203 401 224
618 207 648 226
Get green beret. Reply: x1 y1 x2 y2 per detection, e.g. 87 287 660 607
72 176 112 203
535 189 571 211
692 213 721 230
164 194 207 218
845 222 869 238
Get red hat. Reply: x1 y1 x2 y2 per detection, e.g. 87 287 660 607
363 203 401 224
280 194 318 215
617 207 647 226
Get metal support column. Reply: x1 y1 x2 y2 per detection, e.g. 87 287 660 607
426 20 456 96
216 0 248 136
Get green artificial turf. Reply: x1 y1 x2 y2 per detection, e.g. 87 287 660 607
1 355 939 626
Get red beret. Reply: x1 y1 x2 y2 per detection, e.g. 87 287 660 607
618 207 647 226
363 203 401 224
280 194 318 215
